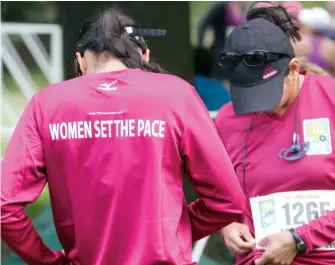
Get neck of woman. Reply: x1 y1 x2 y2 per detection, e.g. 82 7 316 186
273 74 305 116
88 56 129 74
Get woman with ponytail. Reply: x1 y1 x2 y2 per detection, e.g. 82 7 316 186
1 7 245 265
216 3 335 265
74 8 165 75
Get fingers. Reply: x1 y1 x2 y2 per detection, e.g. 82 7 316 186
240 225 256 245
235 237 255 250
226 232 254 254
226 240 251 255
233 226 255 250
221 223 255 255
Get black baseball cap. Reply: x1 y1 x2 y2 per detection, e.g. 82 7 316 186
222 18 295 115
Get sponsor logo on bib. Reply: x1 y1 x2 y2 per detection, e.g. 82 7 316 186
259 199 276 228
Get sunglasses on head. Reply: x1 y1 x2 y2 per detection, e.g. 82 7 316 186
219 50 289 69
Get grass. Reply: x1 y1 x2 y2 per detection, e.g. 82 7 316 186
25 186 51 218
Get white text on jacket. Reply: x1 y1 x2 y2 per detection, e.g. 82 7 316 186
49 120 166 140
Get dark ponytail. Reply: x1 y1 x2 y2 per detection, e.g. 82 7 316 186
141 61 165 73
77 7 166 73
247 2 301 42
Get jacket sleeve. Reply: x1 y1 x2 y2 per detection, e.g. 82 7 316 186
1 94 66 265
295 208 335 253
181 87 245 242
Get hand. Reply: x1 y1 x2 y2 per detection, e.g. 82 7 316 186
254 231 297 265
220 222 256 255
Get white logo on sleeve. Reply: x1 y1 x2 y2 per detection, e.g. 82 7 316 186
97 80 118 91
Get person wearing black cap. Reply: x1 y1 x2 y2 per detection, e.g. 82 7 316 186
215 4 335 265
1 6 246 265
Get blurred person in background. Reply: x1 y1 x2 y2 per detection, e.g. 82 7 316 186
255 1 303 13
193 47 231 111
293 7 335 75
1 7 246 265
197 1 246 80
298 56 331 76
216 4 335 265
330 1 335 22
327 1 335 40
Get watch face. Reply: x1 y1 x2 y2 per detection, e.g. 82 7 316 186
297 242 306 252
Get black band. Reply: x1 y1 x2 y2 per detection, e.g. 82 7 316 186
289 228 301 243
288 228 306 252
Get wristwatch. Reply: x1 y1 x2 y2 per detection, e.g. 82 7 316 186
288 228 306 252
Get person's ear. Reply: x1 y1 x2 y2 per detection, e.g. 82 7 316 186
288 57 300 81
75 52 87 75
142 49 150 63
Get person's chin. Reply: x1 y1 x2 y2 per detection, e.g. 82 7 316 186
256 104 283 115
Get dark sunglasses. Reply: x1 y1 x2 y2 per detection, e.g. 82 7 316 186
219 50 288 69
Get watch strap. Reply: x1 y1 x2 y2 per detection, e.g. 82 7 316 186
288 228 306 252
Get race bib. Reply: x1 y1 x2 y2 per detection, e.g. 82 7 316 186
250 190 335 250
